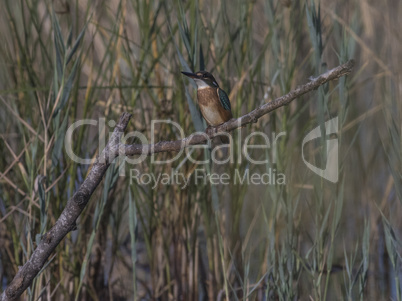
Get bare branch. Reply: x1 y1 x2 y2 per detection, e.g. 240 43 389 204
124 59 355 156
0 60 354 300
1 113 132 301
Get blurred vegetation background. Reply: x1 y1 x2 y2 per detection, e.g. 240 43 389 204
0 0 401 300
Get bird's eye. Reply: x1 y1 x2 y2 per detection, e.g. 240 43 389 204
203 74 207 78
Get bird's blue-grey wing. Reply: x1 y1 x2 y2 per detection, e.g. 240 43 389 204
218 88 231 111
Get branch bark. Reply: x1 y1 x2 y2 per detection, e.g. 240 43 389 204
0 59 354 300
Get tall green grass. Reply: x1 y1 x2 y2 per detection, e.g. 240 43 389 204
0 0 401 300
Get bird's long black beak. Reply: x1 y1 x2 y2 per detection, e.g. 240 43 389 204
181 71 198 79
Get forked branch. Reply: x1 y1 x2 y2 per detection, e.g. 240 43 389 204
0 59 354 301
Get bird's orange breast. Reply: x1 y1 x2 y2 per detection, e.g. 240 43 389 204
197 88 232 126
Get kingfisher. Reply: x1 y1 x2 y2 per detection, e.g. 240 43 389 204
181 71 232 127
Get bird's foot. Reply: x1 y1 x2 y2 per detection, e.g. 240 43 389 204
205 126 217 136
